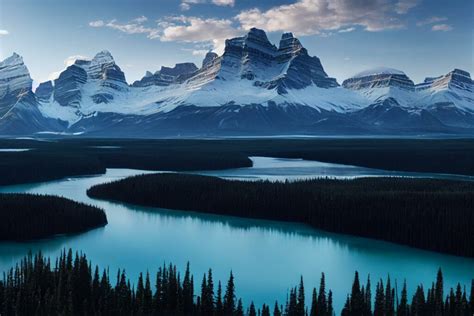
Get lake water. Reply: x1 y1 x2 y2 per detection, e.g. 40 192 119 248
0 157 473 313
0 148 30 152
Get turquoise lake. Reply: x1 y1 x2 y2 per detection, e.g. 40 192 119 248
0 157 473 313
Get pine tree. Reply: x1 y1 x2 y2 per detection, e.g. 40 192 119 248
327 290 333 316
341 296 351 316
364 276 372 316
470 280 474 314
143 272 153 315
350 271 363 316
182 262 194 316
274 301 282 316
216 281 224 316
235 299 244 316
223 271 236 316
296 276 305 316
398 280 408 316
249 301 257 316
318 273 327 316
385 275 394 316
310 288 318 316
374 280 385 316
435 268 444 316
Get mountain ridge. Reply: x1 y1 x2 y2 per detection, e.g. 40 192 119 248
0 28 472 136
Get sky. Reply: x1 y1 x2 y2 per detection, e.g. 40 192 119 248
0 0 472 88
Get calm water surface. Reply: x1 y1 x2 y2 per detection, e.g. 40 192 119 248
0 157 473 312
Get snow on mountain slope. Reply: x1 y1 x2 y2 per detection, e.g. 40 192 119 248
37 28 365 126
0 53 32 103
0 53 63 134
0 27 468 135
342 68 417 107
416 69 474 112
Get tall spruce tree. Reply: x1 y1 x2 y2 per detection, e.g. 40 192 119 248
223 272 236 316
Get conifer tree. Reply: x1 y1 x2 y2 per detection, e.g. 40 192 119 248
235 299 244 316
398 280 408 316
374 280 385 316
274 302 282 316
223 272 236 316
310 288 318 316
318 273 327 316
248 301 257 316
435 268 444 316
327 290 334 316
350 271 364 316
296 276 305 316
364 276 372 316
216 281 223 316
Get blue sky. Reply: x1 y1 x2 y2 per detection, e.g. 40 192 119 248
0 0 472 87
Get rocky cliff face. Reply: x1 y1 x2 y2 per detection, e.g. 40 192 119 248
35 81 54 102
0 28 471 136
342 68 416 105
214 28 338 92
0 54 62 134
0 53 33 114
39 50 129 110
132 63 198 87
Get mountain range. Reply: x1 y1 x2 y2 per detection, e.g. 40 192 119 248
1 28 473 137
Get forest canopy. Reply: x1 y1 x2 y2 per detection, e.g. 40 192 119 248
0 194 107 240
88 174 474 257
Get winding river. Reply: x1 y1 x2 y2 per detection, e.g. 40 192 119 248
0 157 473 312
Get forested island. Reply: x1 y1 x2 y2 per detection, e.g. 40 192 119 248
2 138 474 186
0 194 107 240
88 174 474 257
0 250 472 315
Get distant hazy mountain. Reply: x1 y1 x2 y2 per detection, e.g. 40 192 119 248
0 28 472 136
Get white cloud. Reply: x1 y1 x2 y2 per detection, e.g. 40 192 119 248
338 27 355 33
180 3 191 10
180 0 234 11
160 16 239 54
395 0 420 14
0 29 9 36
212 0 235 6
192 49 209 56
132 16 148 23
48 55 90 81
416 16 448 26
89 20 105 27
236 0 418 35
432 24 453 32
89 16 160 39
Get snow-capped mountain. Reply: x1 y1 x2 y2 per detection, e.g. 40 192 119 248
0 53 62 135
343 67 474 131
342 67 418 107
0 28 472 136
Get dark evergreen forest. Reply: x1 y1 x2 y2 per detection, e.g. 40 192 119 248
0 194 107 240
0 250 472 316
1 138 474 186
88 174 474 257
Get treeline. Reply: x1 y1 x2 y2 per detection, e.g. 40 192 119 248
0 194 107 240
2 138 474 186
88 174 474 257
0 250 473 315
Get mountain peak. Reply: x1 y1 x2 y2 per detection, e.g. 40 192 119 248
0 52 33 99
0 53 24 67
352 67 406 79
202 52 219 68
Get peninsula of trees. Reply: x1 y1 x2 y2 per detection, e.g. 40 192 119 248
0 250 473 315
0 194 107 240
88 174 474 257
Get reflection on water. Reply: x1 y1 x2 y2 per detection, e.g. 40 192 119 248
0 157 473 313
